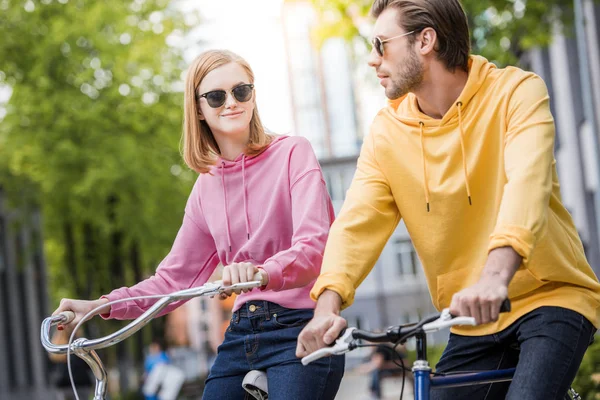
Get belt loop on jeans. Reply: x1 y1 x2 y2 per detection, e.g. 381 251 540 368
264 301 271 320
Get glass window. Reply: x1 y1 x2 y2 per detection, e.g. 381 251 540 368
394 239 419 278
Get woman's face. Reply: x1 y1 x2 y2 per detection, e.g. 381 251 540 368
197 62 255 144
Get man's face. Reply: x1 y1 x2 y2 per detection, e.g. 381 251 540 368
368 8 424 99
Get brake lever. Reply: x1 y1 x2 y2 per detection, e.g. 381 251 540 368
301 328 356 365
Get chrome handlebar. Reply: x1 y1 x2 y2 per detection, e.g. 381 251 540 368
40 279 263 400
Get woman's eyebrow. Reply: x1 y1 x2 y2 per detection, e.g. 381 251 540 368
204 81 248 92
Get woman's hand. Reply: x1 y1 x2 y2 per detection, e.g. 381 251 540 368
221 262 268 297
52 298 111 331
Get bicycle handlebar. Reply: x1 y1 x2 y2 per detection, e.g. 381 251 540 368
302 299 512 366
41 277 263 355
40 273 264 400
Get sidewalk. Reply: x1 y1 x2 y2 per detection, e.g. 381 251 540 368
336 370 414 400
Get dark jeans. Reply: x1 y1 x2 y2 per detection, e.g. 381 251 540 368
431 306 596 400
202 301 345 400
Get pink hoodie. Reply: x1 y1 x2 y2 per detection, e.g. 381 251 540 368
102 135 335 319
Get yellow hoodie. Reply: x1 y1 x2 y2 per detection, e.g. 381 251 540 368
311 55 600 335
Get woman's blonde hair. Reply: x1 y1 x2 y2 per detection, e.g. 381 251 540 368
182 49 273 174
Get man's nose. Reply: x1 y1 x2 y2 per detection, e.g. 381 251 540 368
367 47 381 69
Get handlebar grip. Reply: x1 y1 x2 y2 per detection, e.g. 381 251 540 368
60 311 76 324
253 271 266 286
499 299 511 313
301 348 333 366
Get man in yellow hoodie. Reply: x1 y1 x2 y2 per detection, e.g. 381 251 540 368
296 0 600 398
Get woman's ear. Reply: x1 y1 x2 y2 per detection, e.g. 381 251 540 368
197 104 205 121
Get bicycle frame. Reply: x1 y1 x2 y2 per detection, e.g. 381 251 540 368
410 331 515 400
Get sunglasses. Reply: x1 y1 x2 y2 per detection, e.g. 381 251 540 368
372 30 415 57
198 83 254 108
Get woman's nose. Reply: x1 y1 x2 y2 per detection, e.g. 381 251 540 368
224 91 238 108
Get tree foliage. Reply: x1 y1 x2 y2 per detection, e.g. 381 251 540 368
0 0 197 304
307 0 578 66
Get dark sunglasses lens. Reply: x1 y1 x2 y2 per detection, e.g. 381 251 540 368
233 85 253 102
374 38 383 56
206 91 226 108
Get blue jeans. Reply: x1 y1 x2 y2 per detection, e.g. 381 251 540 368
202 301 345 400
431 306 596 400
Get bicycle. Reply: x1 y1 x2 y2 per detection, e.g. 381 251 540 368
41 276 264 400
301 300 582 400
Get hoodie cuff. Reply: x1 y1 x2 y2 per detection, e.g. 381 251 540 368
488 225 536 266
260 259 284 291
310 273 356 310
99 292 128 320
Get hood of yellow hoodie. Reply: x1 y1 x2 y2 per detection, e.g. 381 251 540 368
382 55 497 211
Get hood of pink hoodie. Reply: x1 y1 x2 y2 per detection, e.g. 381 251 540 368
213 135 289 252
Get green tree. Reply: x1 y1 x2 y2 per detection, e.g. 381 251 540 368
307 0 577 66
0 0 199 370
0 0 196 300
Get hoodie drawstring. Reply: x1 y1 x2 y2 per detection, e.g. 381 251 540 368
241 155 250 239
220 162 233 252
221 156 252 252
419 122 431 212
418 102 473 212
456 102 472 205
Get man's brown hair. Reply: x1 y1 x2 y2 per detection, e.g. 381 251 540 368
371 0 470 71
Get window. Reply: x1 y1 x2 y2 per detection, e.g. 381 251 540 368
394 239 419 278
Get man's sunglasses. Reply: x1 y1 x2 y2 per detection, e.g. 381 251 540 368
372 30 415 57
198 83 254 108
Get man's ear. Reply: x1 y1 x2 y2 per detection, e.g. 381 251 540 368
418 27 437 56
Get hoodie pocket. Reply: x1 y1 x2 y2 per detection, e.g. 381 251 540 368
505 267 545 299
436 265 545 309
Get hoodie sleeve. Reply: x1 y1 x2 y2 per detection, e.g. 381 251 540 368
102 179 220 320
310 131 401 309
488 75 555 265
259 138 335 292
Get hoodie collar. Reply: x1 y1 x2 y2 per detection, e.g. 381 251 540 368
387 55 496 128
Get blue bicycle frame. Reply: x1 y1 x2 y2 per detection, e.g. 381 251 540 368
410 331 515 400
413 367 516 400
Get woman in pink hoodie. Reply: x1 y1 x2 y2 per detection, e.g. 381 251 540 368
53 49 345 399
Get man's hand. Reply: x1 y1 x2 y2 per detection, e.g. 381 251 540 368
449 277 508 324
450 246 521 324
296 290 347 358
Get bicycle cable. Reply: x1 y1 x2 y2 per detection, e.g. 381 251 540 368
393 340 407 400
352 342 410 400
66 293 172 400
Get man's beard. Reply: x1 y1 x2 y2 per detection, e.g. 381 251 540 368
386 47 424 100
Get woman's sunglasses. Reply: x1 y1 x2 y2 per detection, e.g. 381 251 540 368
198 83 254 108
371 30 415 57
